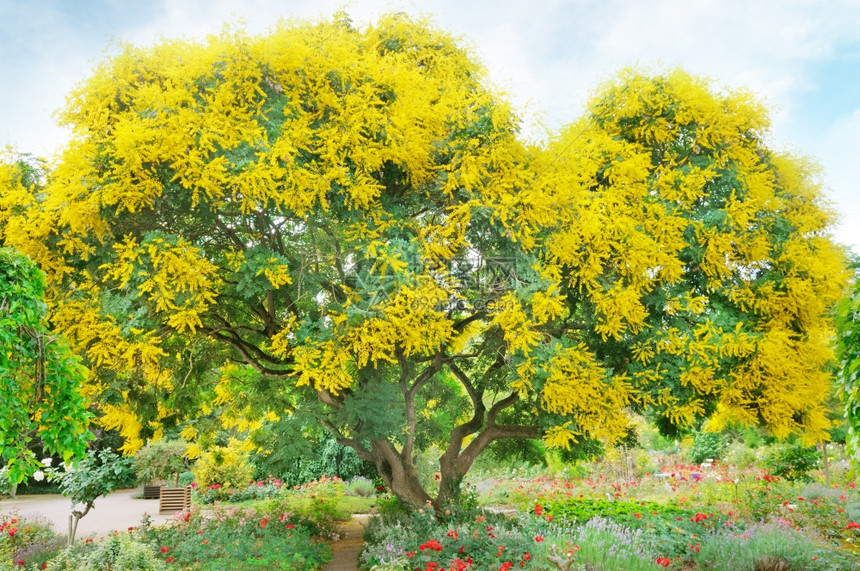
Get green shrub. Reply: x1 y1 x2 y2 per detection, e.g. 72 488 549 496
346 476 376 497
555 517 663 571
763 443 819 482
690 431 724 464
47 534 166 570
138 506 329 570
132 440 190 486
192 439 255 490
0 511 65 569
691 521 854 570
361 509 540 570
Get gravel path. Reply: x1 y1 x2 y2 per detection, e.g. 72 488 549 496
324 514 372 571
0 489 175 539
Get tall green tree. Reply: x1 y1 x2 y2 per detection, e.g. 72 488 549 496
0 14 848 508
0 244 90 482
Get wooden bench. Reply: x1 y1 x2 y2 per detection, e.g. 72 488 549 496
159 486 191 513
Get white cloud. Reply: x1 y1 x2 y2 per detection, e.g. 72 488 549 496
813 108 860 251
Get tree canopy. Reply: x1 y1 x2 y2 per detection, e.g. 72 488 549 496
0 13 848 507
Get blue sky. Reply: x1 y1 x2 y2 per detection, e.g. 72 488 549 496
1 0 858 253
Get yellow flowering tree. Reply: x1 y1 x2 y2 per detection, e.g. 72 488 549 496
0 14 848 508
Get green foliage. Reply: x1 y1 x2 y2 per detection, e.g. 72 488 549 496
550 517 663 571
138 506 330 570
45 449 133 513
690 521 853 571
836 262 860 469
345 476 377 498
251 420 376 487
264 476 348 539
486 438 547 466
546 496 741 559
0 247 90 482
46 534 167 570
131 439 190 485
0 511 66 569
690 431 724 464
192 440 255 490
763 442 819 482
361 509 540 570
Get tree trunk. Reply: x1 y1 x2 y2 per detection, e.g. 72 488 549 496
369 440 432 508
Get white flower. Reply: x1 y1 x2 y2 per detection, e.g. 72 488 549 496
32 470 45 482
41 457 53 467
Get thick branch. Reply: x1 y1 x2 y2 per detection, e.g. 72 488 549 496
318 418 373 461
455 392 539 475
204 330 293 378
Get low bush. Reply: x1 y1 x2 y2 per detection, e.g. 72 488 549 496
689 432 723 465
47 534 166 570
192 439 255 490
361 508 544 570
763 443 819 482
0 511 65 569
137 507 329 570
690 521 854 570
346 476 376 498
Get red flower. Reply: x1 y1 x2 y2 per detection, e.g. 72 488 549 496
534 504 543 516
634 512 642 518
499 563 514 571
534 534 544 542
16 560 24 566
447 529 458 539
260 518 268 528
406 551 416 558
165 556 176 563
286 523 295 529
420 539 444 552
160 546 170 553
523 553 531 560
656 556 671 567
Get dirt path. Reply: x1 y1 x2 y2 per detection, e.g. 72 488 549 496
324 514 372 571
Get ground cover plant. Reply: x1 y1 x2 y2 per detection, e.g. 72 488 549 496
0 511 65 569
137 506 330 571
